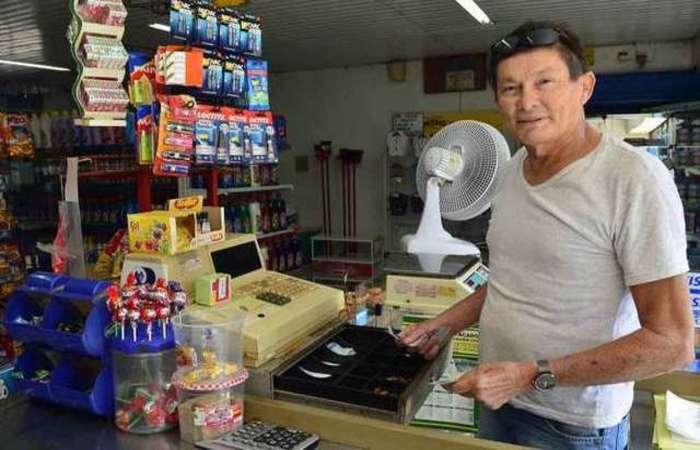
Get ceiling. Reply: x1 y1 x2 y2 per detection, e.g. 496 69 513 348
0 0 699 84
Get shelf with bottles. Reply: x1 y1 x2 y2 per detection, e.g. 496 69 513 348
220 191 290 237
188 163 286 195
258 234 305 274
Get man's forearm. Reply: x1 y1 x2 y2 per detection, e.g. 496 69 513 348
550 327 694 386
433 285 487 334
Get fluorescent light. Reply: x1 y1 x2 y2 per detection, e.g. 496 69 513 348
454 0 492 24
629 117 666 135
149 23 171 32
0 59 70 72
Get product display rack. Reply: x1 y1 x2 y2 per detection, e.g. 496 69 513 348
4 272 114 417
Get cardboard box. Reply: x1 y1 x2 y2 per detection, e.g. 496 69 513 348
127 196 225 255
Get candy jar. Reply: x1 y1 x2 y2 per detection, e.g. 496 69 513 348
111 338 179 434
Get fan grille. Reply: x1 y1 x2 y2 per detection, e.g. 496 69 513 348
416 120 510 221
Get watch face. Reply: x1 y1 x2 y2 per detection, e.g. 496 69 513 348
535 373 557 391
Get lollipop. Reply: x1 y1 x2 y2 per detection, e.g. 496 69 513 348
157 306 170 340
125 272 137 287
142 308 157 341
128 309 140 341
125 293 141 311
117 307 128 341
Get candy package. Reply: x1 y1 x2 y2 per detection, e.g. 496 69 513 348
194 3 219 48
154 96 197 177
223 56 246 99
79 79 130 112
79 0 127 26
246 111 276 164
81 35 128 69
218 9 241 54
136 105 155 164
246 59 269 111
128 52 156 106
227 108 248 164
3 114 35 159
240 14 262 57
170 0 194 42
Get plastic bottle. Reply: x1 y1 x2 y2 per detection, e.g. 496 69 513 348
249 196 261 235
38 112 52 149
277 240 287 272
294 236 304 268
269 196 279 232
269 240 278 271
277 194 287 230
286 238 295 271
232 204 242 233
270 164 279 185
242 164 251 187
259 164 269 186
261 199 271 234
240 201 251 234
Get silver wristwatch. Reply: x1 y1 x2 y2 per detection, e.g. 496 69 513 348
533 359 557 391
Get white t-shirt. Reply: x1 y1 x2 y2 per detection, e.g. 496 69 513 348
480 132 688 428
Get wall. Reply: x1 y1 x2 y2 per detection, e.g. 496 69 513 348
271 61 497 239
271 40 694 240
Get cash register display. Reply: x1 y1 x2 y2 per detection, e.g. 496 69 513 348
211 241 262 278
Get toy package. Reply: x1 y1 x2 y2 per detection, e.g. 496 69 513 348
170 0 194 42
218 9 241 54
240 14 262 57
222 56 246 99
194 3 219 48
154 95 197 177
246 111 276 164
194 104 222 165
245 59 269 111
3 114 35 159
227 108 248 164
201 54 223 96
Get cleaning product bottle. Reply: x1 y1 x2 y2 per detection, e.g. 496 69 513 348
269 195 279 232
286 238 295 271
277 193 287 230
269 240 278 271
294 236 304 268
261 198 271 234
277 239 287 272
240 200 251 234
38 112 52 149
249 196 261 235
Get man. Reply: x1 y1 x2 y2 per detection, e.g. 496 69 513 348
400 21 695 449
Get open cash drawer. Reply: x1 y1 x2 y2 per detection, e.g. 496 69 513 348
273 324 449 423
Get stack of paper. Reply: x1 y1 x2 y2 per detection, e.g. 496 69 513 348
653 392 700 449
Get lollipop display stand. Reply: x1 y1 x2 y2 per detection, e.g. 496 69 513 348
4 272 115 417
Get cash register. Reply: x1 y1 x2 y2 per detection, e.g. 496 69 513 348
121 234 345 367
383 252 488 317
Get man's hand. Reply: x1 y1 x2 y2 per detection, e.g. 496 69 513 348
398 320 450 360
444 361 537 410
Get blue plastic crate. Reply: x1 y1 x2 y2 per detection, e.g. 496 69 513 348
15 272 68 295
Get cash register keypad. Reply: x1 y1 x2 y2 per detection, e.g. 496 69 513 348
237 274 316 301
196 421 319 450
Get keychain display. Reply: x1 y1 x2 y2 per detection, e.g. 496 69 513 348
154 95 197 177
245 59 269 111
81 35 128 69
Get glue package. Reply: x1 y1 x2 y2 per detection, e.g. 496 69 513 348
240 14 262 57
227 108 248 165
201 54 224 96
194 104 221 165
246 111 276 164
218 9 241 54
222 56 246 99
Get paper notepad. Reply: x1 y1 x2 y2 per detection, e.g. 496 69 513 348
653 394 700 450
666 391 700 443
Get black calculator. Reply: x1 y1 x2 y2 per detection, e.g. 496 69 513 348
196 421 320 450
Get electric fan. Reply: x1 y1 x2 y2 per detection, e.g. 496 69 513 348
401 120 510 257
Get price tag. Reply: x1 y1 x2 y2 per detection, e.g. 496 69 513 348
687 272 700 327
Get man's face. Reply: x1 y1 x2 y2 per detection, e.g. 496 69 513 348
495 47 594 148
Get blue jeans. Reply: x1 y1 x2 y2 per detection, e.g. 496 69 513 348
477 403 630 450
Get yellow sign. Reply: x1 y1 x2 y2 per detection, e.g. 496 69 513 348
423 111 504 137
213 0 248 6
168 195 204 213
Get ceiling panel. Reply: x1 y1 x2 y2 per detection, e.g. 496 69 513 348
0 0 698 83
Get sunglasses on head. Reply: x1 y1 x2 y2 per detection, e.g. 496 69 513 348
491 27 571 56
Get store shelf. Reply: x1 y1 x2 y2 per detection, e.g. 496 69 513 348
78 169 139 178
257 229 294 240
81 67 125 80
311 256 374 264
188 184 294 195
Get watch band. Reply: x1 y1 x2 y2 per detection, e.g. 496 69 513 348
537 359 551 374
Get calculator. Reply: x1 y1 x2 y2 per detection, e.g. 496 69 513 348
196 421 320 450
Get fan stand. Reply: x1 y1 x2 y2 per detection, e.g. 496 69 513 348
401 177 480 257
